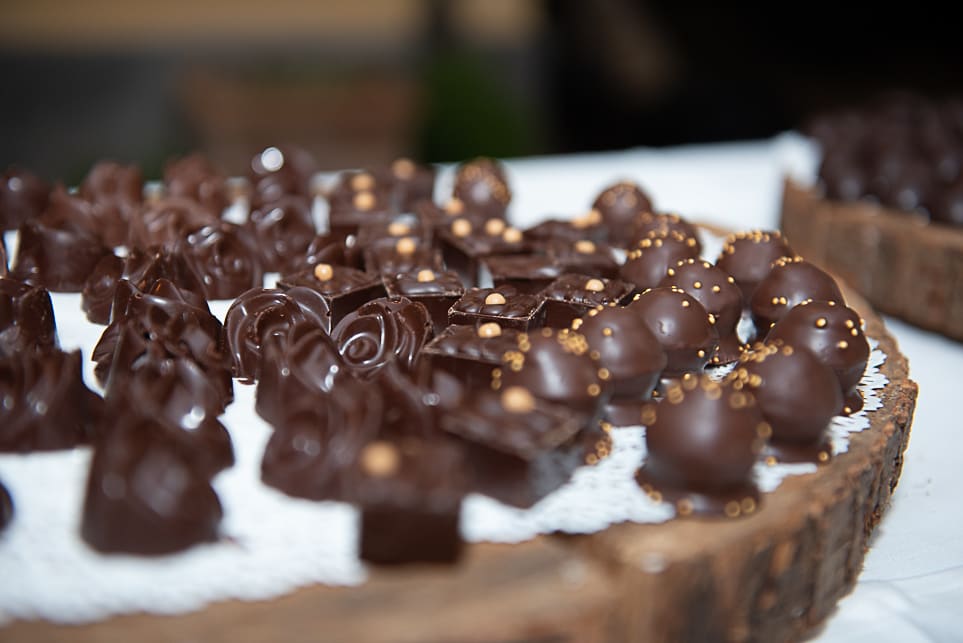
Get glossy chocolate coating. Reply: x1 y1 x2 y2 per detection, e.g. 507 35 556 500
629 212 701 252
328 186 396 243
577 305 666 400
0 480 12 532
627 287 718 376
247 195 316 273
544 238 621 280
248 145 318 205
82 254 124 324
619 231 701 293
524 211 607 245
485 254 562 293
715 230 793 302
591 181 654 239
81 409 224 555
750 257 844 333
420 323 521 389
178 221 263 300
384 267 464 333
79 160 143 211
765 301 870 405
0 349 102 452
40 184 122 247
0 276 58 357
331 296 432 380
11 219 111 292
295 233 365 272
278 265 386 332
1 167 49 231
732 342 841 462
541 273 634 328
363 235 441 276
452 157 512 219
130 196 219 250
163 153 229 215
224 286 330 382
499 328 608 420
449 285 545 331
638 375 765 513
375 158 437 212
437 217 529 286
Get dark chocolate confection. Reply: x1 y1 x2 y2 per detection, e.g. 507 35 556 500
224 286 330 383
363 235 441 276
247 195 317 274
358 437 466 565
637 374 766 516
448 285 545 331
327 170 384 208
420 323 521 389
328 186 396 243
715 230 794 302
11 218 111 292
441 386 584 508
248 145 319 205
730 342 842 464
576 305 667 425
39 184 125 248
295 233 365 272
331 296 432 380
1 166 49 231
0 349 102 452
355 213 430 250
163 153 229 215
277 263 386 332
81 407 224 555
255 325 344 427
437 216 529 286
129 196 219 250
619 231 701 293
77 161 143 246
765 300 870 415
523 210 607 245
591 180 654 240
484 254 562 294
750 256 844 334
451 157 512 219
540 273 634 328
629 212 701 252
383 267 464 333
81 254 124 324
658 258 745 365
178 221 263 300
543 238 621 279
0 479 12 532
626 286 718 376
0 276 58 357
414 197 491 232
499 327 609 421
374 158 437 212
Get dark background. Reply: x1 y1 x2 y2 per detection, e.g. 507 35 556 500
2 0 960 183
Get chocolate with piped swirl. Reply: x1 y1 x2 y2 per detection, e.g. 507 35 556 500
0 349 102 452
331 296 432 380
178 221 263 300
129 196 218 250
627 286 718 376
163 153 229 215
715 230 794 303
0 276 58 358
247 195 316 274
750 257 844 335
40 184 129 248
77 161 142 246
620 231 700 293
1 166 49 231
11 219 111 292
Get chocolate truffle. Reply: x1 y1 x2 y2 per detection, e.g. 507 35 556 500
11 219 111 292
163 153 229 215
576 305 667 425
637 375 766 517
1 167 49 231
540 273 634 328
420 323 522 390
619 231 701 294
178 221 263 300
750 257 844 334
452 157 512 219
0 276 58 357
383 267 464 333
448 285 545 331
629 212 701 252
591 181 654 240
0 349 102 452
765 300 870 415
627 287 718 376
224 286 330 382
331 296 432 380
248 144 319 205
130 196 218 250
715 230 794 302
278 263 386 333
658 258 745 365
0 479 12 532
730 342 842 464
247 195 317 274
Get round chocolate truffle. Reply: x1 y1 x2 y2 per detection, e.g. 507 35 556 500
658 258 744 365
715 230 794 303
638 374 766 516
730 342 842 463
0 479 13 532
591 180 653 238
750 257 844 334
1 167 49 231
619 231 701 293
629 212 701 253
627 287 718 376
765 300 870 414
452 157 512 218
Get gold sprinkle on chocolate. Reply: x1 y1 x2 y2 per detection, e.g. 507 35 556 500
765 456 777 466
575 240 597 254
741 498 756 514
693 280 703 289
589 349 601 360
727 276 736 283
485 292 507 306
313 263 334 282
571 318 584 330
391 158 415 179
697 349 706 358
587 383 601 397
353 191 375 211
484 218 506 236
724 502 741 518
360 441 400 477
445 198 464 215
837 340 849 349
729 391 748 409
501 386 536 413
682 300 691 308
395 237 417 255
477 322 502 338
451 218 472 237
667 267 676 277
677 499 694 516
851 328 860 337
640 406 657 425
602 327 613 337
817 451 829 463
416 268 436 283
712 285 721 293
845 319 855 329
815 317 828 328
756 422 773 439
667 386 685 404
649 490 663 503
585 278 605 292
387 221 411 236
502 227 523 243
351 173 375 191
598 368 611 380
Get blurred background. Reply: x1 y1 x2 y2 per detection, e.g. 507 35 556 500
2 0 960 183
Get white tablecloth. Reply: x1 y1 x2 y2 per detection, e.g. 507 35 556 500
496 133 963 642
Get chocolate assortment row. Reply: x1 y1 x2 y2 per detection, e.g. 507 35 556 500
1 150 870 564
811 94 963 226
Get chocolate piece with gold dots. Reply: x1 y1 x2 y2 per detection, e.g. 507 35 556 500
628 211 701 254
277 263 386 332
448 285 545 331
437 216 530 287
627 286 718 376
420 323 522 389
715 229 794 303
540 273 635 328
750 256 844 335
384 266 464 333
452 157 512 220
591 180 654 241
619 230 701 294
